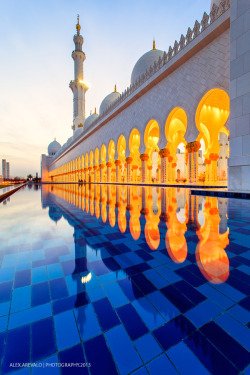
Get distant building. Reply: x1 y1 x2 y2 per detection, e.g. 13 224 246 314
6 162 10 179
2 159 6 179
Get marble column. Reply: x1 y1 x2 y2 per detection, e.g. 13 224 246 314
106 162 112 183
209 153 219 183
186 141 201 183
140 154 149 183
115 160 121 183
159 149 170 184
126 157 133 183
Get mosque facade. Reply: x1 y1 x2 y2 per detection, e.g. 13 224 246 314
41 0 250 191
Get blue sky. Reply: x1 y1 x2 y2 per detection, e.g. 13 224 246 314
0 0 211 177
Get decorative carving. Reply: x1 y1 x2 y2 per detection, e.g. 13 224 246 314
179 34 186 50
201 12 209 31
186 27 193 44
168 46 173 60
210 3 219 23
193 20 201 38
163 51 168 64
173 40 179 55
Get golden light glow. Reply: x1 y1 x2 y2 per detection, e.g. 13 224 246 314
81 272 92 284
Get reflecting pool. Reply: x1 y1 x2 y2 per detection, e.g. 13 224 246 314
0 184 249 374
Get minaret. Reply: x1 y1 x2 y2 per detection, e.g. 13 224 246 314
69 15 88 133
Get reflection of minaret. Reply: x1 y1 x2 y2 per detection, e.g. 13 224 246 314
72 227 89 333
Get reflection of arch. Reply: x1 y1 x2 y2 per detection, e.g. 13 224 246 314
196 197 229 284
165 189 187 263
144 190 160 250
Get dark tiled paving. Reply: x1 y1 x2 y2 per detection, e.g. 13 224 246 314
0 184 249 374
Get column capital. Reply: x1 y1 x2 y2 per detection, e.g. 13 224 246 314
172 163 177 168
168 156 173 162
147 165 152 170
106 162 112 167
159 148 170 158
140 153 149 161
204 158 211 165
186 141 201 153
115 160 121 166
99 164 105 169
209 153 219 161
126 157 133 164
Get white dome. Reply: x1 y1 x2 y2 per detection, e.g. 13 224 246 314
73 127 83 140
84 113 99 132
210 0 221 11
99 90 120 115
131 48 165 85
66 136 73 145
48 139 61 156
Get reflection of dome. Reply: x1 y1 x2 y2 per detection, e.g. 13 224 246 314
49 206 62 223
210 0 221 11
48 139 61 156
84 112 99 132
99 87 120 114
131 46 164 85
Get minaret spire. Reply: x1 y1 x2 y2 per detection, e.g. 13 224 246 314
69 15 88 133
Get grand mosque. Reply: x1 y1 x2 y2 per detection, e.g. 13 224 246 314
41 0 250 191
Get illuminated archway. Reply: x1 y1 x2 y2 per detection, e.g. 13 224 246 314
108 140 116 183
95 148 100 182
81 155 84 182
196 89 229 184
101 144 107 182
89 150 94 183
117 135 126 183
85 153 89 182
144 120 160 183
129 129 141 183
165 108 187 183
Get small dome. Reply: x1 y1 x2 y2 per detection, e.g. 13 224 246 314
131 46 164 85
99 86 120 114
49 206 62 223
73 127 83 140
48 139 61 156
84 113 99 132
67 136 73 145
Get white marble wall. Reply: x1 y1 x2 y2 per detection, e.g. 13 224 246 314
228 0 250 190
